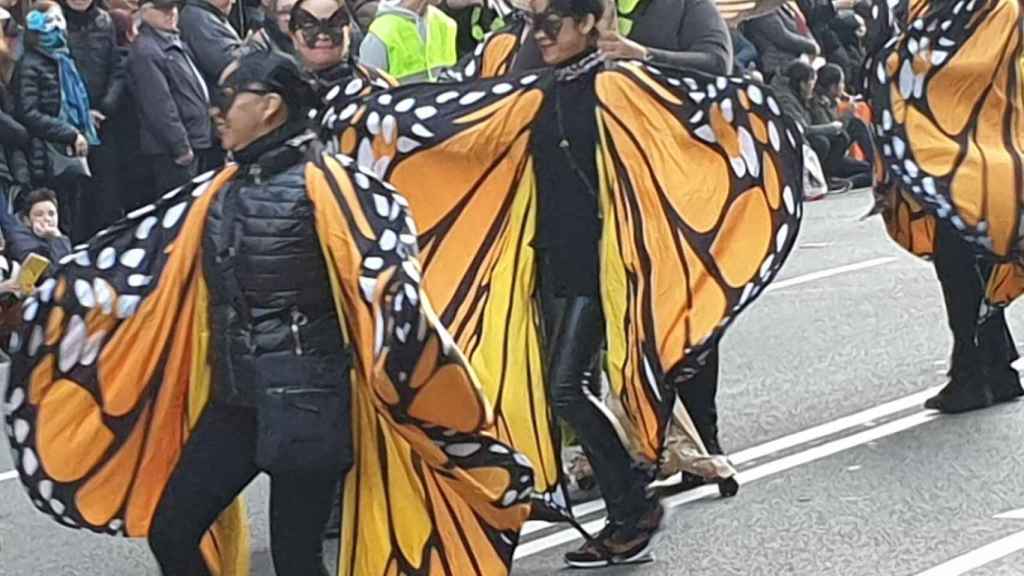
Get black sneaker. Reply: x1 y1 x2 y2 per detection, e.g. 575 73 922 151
924 377 994 413
564 522 619 569
827 178 853 195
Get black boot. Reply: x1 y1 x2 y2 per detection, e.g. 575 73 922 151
924 371 994 413
988 365 1024 403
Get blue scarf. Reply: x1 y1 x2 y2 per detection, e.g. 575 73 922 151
26 11 99 146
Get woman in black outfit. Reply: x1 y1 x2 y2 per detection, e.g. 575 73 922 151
145 51 352 576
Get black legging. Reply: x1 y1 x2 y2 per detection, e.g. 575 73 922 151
933 222 1018 376
539 291 650 524
148 403 347 576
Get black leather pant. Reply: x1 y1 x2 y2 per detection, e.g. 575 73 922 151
933 222 1018 376
540 291 649 524
148 403 345 576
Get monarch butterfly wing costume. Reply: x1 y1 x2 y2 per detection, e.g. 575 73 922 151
0 168 250 575
455 16 527 81
327 61 804 475
328 72 571 513
865 0 1024 307
315 64 397 139
307 156 533 576
1 158 534 576
593 62 806 459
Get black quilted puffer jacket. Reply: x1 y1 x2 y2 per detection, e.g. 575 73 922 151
13 48 81 184
201 125 349 406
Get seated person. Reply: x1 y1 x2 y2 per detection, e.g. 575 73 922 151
772 60 872 191
1 188 71 263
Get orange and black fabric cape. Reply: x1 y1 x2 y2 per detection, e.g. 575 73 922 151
323 59 808 510
0 155 533 575
865 0 1024 308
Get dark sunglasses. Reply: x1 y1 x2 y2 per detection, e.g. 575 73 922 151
528 9 568 39
210 86 274 113
288 7 349 47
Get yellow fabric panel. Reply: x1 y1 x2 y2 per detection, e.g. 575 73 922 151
306 156 531 576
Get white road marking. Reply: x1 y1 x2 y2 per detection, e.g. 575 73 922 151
994 508 1024 521
515 409 938 559
522 385 940 537
766 256 899 292
913 530 1024 576
0 470 18 482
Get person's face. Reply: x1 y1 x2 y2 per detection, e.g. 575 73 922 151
829 75 845 98
141 3 178 31
29 200 58 235
43 6 67 31
210 64 286 152
65 0 94 13
289 0 349 71
273 0 296 34
529 0 593 66
801 73 816 100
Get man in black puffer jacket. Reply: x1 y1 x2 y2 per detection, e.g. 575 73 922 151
61 0 126 237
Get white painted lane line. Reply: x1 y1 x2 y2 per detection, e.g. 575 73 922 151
766 256 899 293
913 530 1024 576
0 470 18 482
522 385 940 537
515 410 938 559
729 385 941 465
994 508 1024 521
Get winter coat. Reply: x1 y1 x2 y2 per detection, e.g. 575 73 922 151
178 0 241 89
64 4 125 116
743 8 818 77
13 48 81 184
0 81 29 187
128 24 212 158
0 208 72 263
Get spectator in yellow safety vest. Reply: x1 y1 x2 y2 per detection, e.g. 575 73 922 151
358 0 476 82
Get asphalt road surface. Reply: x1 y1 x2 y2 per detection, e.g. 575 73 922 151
3 187 1024 575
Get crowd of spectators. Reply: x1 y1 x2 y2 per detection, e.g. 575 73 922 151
0 0 874 293
734 0 874 194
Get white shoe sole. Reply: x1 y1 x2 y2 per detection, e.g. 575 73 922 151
564 557 612 569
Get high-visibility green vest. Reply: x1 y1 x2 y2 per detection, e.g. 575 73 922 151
470 6 505 42
617 0 643 36
368 6 457 81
